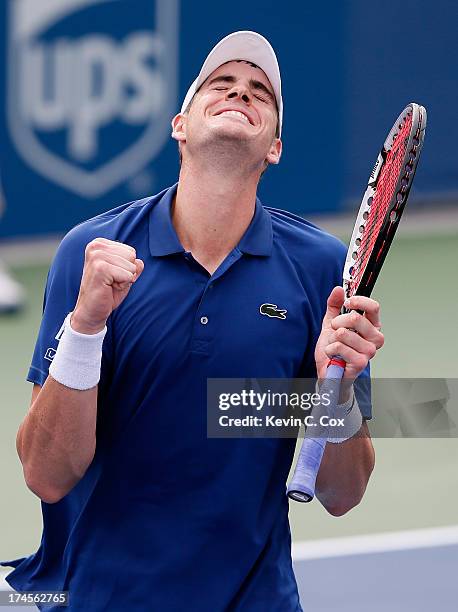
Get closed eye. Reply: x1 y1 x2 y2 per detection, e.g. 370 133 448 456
214 89 270 104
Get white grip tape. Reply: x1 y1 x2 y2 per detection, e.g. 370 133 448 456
49 313 107 391
327 388 363 443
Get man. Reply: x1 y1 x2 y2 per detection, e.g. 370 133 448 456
2 32 383 611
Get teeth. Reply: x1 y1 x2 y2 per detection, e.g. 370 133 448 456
219 110 249 123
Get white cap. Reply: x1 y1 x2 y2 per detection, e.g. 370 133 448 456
180 31 283 136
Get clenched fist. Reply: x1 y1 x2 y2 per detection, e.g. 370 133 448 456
71 238 144 334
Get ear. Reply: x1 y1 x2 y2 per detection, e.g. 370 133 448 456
171 113 187 142
265 138 282 166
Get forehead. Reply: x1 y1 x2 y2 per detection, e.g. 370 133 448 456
204 60 274 94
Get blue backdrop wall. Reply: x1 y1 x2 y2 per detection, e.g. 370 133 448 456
0 0 456 238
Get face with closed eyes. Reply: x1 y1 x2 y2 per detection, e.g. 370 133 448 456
172 60 282 170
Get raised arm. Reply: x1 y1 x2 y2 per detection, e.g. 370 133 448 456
16 238 144 503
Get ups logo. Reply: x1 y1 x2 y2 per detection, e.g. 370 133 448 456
7 0 179 197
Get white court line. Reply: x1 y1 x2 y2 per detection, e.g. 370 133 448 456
292 524 458 561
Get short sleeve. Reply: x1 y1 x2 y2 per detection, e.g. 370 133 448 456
354 363 371 420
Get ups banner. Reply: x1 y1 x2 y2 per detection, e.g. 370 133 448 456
7 0 178 200
0 0 347 238
1 0 181 238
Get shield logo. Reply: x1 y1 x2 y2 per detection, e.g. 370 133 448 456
7 0 179 198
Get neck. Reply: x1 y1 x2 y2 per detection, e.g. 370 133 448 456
172 157 261 274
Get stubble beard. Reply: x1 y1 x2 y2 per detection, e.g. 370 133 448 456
189 127 263 176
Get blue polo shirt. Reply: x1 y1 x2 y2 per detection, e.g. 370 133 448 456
2 184 370 611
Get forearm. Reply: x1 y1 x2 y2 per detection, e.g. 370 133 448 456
18 377 97 503
315 421 375 516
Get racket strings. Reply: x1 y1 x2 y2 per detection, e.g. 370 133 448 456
348 112 413 295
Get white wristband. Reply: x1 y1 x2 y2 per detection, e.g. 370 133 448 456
49 312 107 390
327 387 363 443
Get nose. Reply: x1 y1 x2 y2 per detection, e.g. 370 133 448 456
226 85 251 104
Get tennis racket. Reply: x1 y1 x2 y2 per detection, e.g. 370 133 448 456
287 102 427 503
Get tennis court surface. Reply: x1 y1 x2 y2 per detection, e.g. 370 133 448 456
293 526 458 611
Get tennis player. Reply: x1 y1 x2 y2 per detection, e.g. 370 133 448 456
2 32 384 611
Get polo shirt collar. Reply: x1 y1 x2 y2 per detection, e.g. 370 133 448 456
238 196 273 256
149 183 273 257
148 184 184 256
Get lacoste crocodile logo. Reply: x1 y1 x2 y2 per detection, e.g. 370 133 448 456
259 303 287 320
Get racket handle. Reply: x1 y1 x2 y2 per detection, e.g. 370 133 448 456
287 362 345 503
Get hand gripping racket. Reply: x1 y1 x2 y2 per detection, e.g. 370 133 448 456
287 103 427 503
